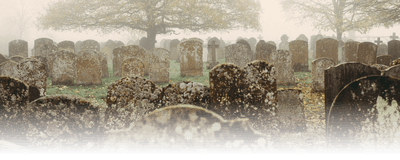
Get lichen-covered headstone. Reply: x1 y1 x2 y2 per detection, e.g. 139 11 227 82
121 57 144 77
51 50 76 85
9 39 28 58
160 81 210 109
316 38 338 64
0 60 18 78
24 95 102 150
170 39 180 61
81 39 100 52
34 38 58 57
149 48 170 83
207 37 220 69
225 44 251 68
255 40 276 64
344 41 359 63
276 89 306 133
9 55 25 63
388 39 400 60
0 54 8 65
382 65 400 80
76 50 102 86
311 58 335 93
112 45 147 77
289 40 309 72
209 63 244 119
377 55 392 66
390 58 400 66
178 39 203 76
356 42 377 65
377 43 388 56
327 76 400 148
0 76 30 145
15 59 47 97
271 50 295 86
105 76 161 130
58 40 75 53
101 53 109 78
370 64 389 71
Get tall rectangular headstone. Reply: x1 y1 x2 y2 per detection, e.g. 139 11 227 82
344 41 359 62
76 50 102 85
356 42 377 65
58 41 75 53
377 55 392 66
149 48 170 83
51 50 76 85
316 38 338 64
179 39 203 76
34 38 58 57
225 44 251 68
388 40 400 60
255 40 276 64
271 50 295 86
9 40 28 58
289 40 309 72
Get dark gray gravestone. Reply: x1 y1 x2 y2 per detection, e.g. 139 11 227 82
58 41 75 53
316 38 338 64
255 40 276 64
356 42 377 65
207 37 220 63
324 63 381 126
377 44 388 56
377 55 392 66
9 40 28 58
289 40 309 72
327 76 400 148
344 41 359 62
388 40 400 60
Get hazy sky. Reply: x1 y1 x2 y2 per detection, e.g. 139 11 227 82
1 0 400 52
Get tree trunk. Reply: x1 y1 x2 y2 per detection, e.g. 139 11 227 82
146 29 157 50
336 31 343 41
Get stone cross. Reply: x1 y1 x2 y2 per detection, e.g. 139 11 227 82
208 41 219 68
391 33 399 40
375 37 383 45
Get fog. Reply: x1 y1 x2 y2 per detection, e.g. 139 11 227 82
1 0 400 56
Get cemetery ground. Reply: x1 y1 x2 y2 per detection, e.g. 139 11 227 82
43 58 332 151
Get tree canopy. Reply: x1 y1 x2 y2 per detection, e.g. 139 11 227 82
38 0 262 49
280 0 375 41
358 0 400 28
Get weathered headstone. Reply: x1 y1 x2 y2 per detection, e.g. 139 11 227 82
207 37 220 62
160 81 210 108
179 39 203 76
390 58 400 66
255 40 276 64
289 40 309 72
344 41 359 62
139 37 152 51
58 41 75 53
225 44 251 68
370 64 389 71
9 55 25 63
278 34 289 50
217 38 226 59
377 43 388 56
170 39 180 62
101 53 109 78
15 59 47 97
0 60 18 78
115 41 124 47
388 40 400 60
34 38 58 57
382 65 400 80
75 41 82 53
0 54 8 64
271 50 295 86
276 89 306 132
236 39 253 61
76 50 102 85
121 57 145 77
377 55 392 66
9 40 28 58
149 48 170 83
101 46 113 61
206 40 219 69
163 39 171 51
316 38 338 64
327 76 400 148
296 34 308 42
311 58 335 93
81 39 100 52
310 34 324 59
356 42 377 65
51 50 76 85
112 45 147 77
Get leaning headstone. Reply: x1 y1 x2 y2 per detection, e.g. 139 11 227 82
356 42 377 65
178 39 203 76
327 76 400 148
160 81 210 108
324 62 382 123
344 41 360 62
382 65 400 80
0 54 8 64
149 48 170 83
225 44 251 68
76 50 102 85
121 57 145 77
0 60 18 78
311 58 335 92
34 38 58 57
170 39 180 62
316 38 338 64
377 55 392 66
388 40 400 60
81 39 100 52
10 55 25 63
15 59 47 97
289 40 309 72
278 34 289 50
209 63 244 119
51 50 76 85
276 89 306 132
255 40 276 64
58 41 75 53
9 40 28 58
271 50 295 86
0 76 30 145
377 43 388 56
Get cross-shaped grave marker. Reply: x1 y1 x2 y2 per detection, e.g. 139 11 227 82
207 41 219 69
375 37 383 45
391 33 399 40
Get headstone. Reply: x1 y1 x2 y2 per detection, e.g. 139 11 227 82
356 42 377 65
115 41 124 47
149 48 170 83
327 76 400 147
296 34 308 42
170 39 180 61
324 62 382 124
178 39 203 76
316 38 338 64
101 46 113 61
106 76 161 126
289 40 309 72
310 34 324 59
217 39 226 59
248 37 257 55
377 55 392 66
236 39 253 61
0 76 30 145
34 38 58 57
51 50 76 85
0 54 8 64
139 37 152 50
101 53 109 78
163 39 171 51
9 40 28 58
311 58 335 92
121 57 145 77
81 39 100 52
271 50 295 86
370 64 389 71
255 40 276 64
15 59 47 97
206 40 220 69
9 55 25 63
75 41 82 53
160 81 210 108
112 45 147 77
207 37 220 62
225 44 251 68
46 53 57 78
390 58 400 66
377 43 388 56
76 50 102 85
0 60 18 78
278 34 289 50
382 65 400 80
344 41 359 62
127 40 135 46
388 40 400 60
276 89 306 132
267 41 276 46
58 41 75 53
